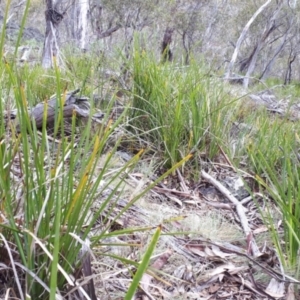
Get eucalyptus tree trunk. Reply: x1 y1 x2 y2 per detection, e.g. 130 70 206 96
71 0 89 51
225 0 272 81
41 0 65 68
161 27 174 63
242 0 284 88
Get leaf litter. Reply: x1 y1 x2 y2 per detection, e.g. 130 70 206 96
2 90 300 299
89 148 300 299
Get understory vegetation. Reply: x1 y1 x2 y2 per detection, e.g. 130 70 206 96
2 1 300 299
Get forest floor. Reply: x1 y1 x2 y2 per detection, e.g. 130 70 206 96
89 87 300 300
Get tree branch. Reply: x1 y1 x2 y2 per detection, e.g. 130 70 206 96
96 24 122 39
225 0 272 80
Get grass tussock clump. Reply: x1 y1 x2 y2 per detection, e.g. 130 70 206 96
0 54 192 298
247 120 300 272
130 50 238 169
0 69 129 298
0 47 185 297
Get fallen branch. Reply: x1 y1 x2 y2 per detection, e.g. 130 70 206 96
201 170 261 257
4 89 104 134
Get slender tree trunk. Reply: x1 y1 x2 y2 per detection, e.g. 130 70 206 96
243 23 276 88
225 0 272 80
182 31 189 64
161 27 174 63
71 0 89 51
260 18 293 81
42 0 64 68
284 50 296 85
259 33 289 80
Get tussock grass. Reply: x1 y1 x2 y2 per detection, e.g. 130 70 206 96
247 120 300 272
0 54 190 298
130 49 238 170
0 6 188 297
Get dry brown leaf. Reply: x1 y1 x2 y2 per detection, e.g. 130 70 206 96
140 250 173 294
186 245 206 257
265 278 285 298
204 246 215 257
209 263 236 277
253 225 268 234
208 283 221 294
211 245 236 259
286 283 295 300
182 265 194 282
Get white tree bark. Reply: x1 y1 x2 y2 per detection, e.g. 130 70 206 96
42 21 57 68
225 0 272 81
72 0 89 51
288 0 297 8
243 0 284 88
78 0 88 50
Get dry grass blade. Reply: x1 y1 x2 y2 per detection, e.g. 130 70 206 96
0 234 24 300
13 262 55 296
23 230 74 286
69 233 96 300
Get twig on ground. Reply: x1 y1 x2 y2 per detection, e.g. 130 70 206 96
218 146 235 169
201 170 262 257
176 169 189 192
153 185 233 209
184 238 300 284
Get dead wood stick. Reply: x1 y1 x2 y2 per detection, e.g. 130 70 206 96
201 171 246 209
176 169 189 192
201 170 261 257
